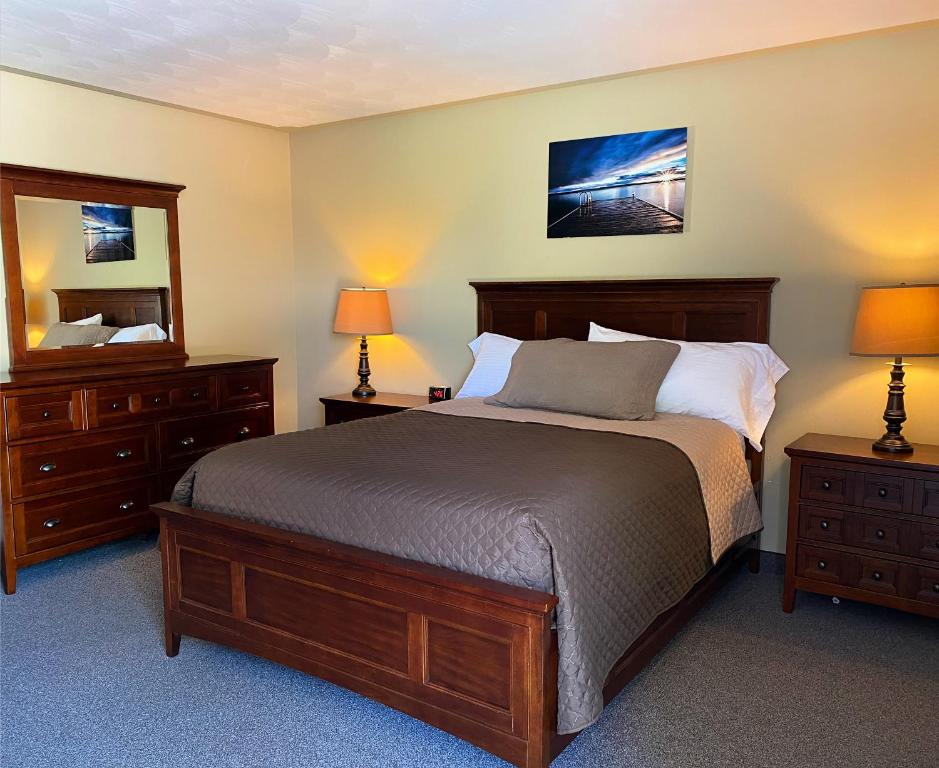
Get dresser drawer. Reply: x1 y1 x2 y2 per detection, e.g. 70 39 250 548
219 368 270 409
160 406 271 468
796 545 853 585
856 473 912 513
909 520 939 563
906 564 939 605
4 389 84 441
920 481 939 518
800 465 855 505
851 555 901 596
9 426 158 498
14 478 157 555
90 377 216 427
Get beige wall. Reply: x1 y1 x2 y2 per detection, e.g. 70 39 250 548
0 71 298 432
290 26 939 553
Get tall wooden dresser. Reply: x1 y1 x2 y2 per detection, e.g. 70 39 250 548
0 356 276 593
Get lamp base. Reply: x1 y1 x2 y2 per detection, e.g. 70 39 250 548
352 335 377 398
352 383 376 398
872 356 913 455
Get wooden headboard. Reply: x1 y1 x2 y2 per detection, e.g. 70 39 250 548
470 277 779 494
53 287 171 331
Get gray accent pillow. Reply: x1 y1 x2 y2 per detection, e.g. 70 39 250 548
38 322 120 349
484 338 680 420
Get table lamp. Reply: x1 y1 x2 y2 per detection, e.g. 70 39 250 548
850 283 939 453
333 287 393 397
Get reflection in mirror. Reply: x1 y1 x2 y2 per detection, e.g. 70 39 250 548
16 196 172 349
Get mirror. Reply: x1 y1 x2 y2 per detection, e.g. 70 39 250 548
1 164 187 372
15 196 172 349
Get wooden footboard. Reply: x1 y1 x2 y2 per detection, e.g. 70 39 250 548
154 502 558 768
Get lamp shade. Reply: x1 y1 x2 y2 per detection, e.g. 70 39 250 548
850 284 939 357
333 287 393 335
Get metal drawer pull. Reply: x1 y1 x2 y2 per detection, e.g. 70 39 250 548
153 396 162 404
933 583 939 593
239 384 251 392
237 426 251 438
42 518 61 529
877 487 888 498
821 480 832 491
115 449 132 459
180 436 196 447
119 500 135 511
871 571 882 581
111 402 121 410
817 560 827 570
190 391 201 400
39 462 56 473
875 529 886 539
820 520 830 531
42 410 51 419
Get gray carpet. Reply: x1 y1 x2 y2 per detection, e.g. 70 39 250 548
1 536 936 768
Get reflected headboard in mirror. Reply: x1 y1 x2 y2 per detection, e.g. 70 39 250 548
54 287 171 330
1 164 186 371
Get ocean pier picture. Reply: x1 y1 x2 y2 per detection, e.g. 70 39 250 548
547 127 687 237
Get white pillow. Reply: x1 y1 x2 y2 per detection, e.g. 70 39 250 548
68 313 103 326
588 322 788 450
457 332 522 398
107 323 168 343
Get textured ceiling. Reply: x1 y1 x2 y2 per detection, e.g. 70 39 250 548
1 1 936 127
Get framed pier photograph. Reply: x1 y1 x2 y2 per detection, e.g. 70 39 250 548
547 127 687 238
82 203 136 263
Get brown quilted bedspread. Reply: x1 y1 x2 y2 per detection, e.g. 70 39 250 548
172 410 711 734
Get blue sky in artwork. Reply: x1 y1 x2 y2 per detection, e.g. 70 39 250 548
548 127 687 194
81 203 133 232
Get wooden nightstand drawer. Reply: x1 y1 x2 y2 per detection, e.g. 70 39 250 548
844 511 905 556
920 481 939 518
798 505 847 544
800 465 854 505
796 545 851 585
856 473 912 513
907 564 939 604
909 521 939 563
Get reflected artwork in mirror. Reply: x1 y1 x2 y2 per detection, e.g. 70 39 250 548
1 164 187 371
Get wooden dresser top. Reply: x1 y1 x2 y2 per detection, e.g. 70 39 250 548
0 355 278 392
785 432 939 473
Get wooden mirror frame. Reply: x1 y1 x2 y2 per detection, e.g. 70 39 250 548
1 164 187 371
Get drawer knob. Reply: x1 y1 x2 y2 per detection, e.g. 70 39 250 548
820 520 830 531
875 529 886 540
42 410 51 419
821 480 832 491
239 384 251 392
111 402 121 410
191 391 201 400
153 396 162 404
115 449 133 459
872 571 883 581
119 500 135 511
817 560 827 570
933 584 939 594
42 517 61 529
877 487 888 498
180 436 196 447
237 426 251 438
39 462 56 473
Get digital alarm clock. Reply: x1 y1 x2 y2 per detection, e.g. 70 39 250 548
428 386 452 402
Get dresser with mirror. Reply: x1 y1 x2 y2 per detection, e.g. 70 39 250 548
0 165 276 593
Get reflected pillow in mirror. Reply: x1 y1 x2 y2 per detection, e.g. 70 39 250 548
107 323 168 343
38 323 119 348
68 313 103 326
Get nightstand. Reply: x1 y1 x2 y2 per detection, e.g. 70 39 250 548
319 392 432 426
783 433 939 619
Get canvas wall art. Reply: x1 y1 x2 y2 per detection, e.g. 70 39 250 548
82 203 136 263
547 127 687 238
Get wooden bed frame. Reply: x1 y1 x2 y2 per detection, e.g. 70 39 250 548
154 277 778 768
53 286 171 333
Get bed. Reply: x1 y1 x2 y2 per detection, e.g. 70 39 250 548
153 277 778 768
